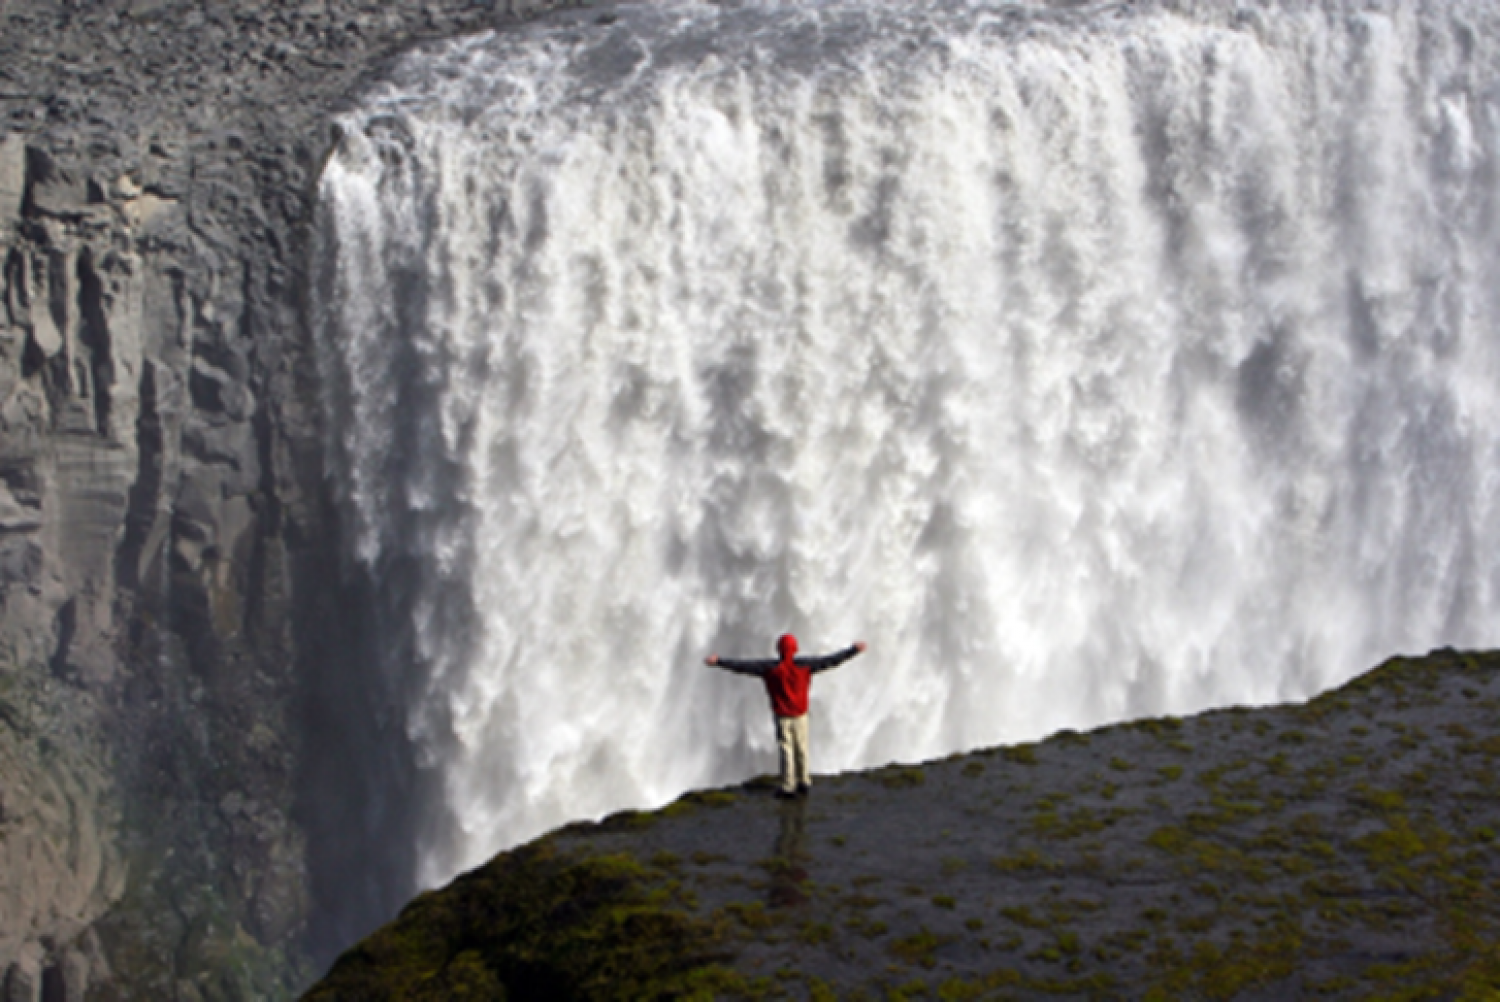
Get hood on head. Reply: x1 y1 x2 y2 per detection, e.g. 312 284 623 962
777 633 798 659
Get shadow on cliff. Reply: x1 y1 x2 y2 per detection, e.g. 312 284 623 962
294 229 464 972
295 534 447 972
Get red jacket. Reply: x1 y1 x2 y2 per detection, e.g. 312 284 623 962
714 634 863 719
765 634 811 717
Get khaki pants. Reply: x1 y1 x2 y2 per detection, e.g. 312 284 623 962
775 714 811 793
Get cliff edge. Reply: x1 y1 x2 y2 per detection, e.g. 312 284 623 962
306 649 1500 1000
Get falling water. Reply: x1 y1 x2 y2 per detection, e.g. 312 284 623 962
314 0 1500 887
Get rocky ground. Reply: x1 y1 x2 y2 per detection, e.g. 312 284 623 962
307 648 1500 1000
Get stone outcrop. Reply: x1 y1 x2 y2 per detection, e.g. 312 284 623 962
0 1 581 997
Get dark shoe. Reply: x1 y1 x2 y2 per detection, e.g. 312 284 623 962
796 784 811 798
774 788 798 801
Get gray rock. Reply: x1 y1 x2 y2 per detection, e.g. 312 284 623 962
14 253 62 361
23 147 92 218
0 479 39 533
3 945 41 1002
0 135 23 234
0 0 587 996
57 946 90 1002
0 538 42 587
187 356 250 420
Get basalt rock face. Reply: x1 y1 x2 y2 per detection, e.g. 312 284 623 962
0 2 577 998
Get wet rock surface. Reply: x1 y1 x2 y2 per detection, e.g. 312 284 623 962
0 1 584 997
307 649 1500 1000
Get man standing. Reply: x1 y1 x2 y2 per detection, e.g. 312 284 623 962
706 634 867 799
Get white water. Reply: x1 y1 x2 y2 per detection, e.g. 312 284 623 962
315 0 1500 886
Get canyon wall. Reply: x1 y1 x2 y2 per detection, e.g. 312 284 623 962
0 1 576 997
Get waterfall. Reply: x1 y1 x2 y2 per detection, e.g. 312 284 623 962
314 0 1500 887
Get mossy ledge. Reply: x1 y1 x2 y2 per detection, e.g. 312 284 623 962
302 843 737 1001
304 649 1500 1000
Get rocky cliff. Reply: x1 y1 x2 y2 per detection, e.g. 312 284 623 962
0 2 582 998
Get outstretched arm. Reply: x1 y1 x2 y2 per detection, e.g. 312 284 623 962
802 641 867 674
704 654 777 677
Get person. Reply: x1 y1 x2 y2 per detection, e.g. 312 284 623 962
705 634 866 799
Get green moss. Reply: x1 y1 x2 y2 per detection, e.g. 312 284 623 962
880 767 927 789
1030 805 1106 840
1133 716 1184 738
798 920 835 945
595 809 657 832
1357 815 1432 866
935 976 983 1001
1000 905 1049 929
889 929 944 968
1148 825 1190 855
992 849 1059 874
1355 784 1407 812
685 790 739 809
411 949 503 999
806 977 839 1002
1003 744 1038 766
722 901 776 931
888 977 930 1000
1155 918 1304 1001
305 845 732 1002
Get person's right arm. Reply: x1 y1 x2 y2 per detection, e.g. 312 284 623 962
704 654 776 677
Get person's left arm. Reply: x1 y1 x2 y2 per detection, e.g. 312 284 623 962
800 641 867 674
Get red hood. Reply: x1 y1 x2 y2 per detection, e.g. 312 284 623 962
777 634 798 659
